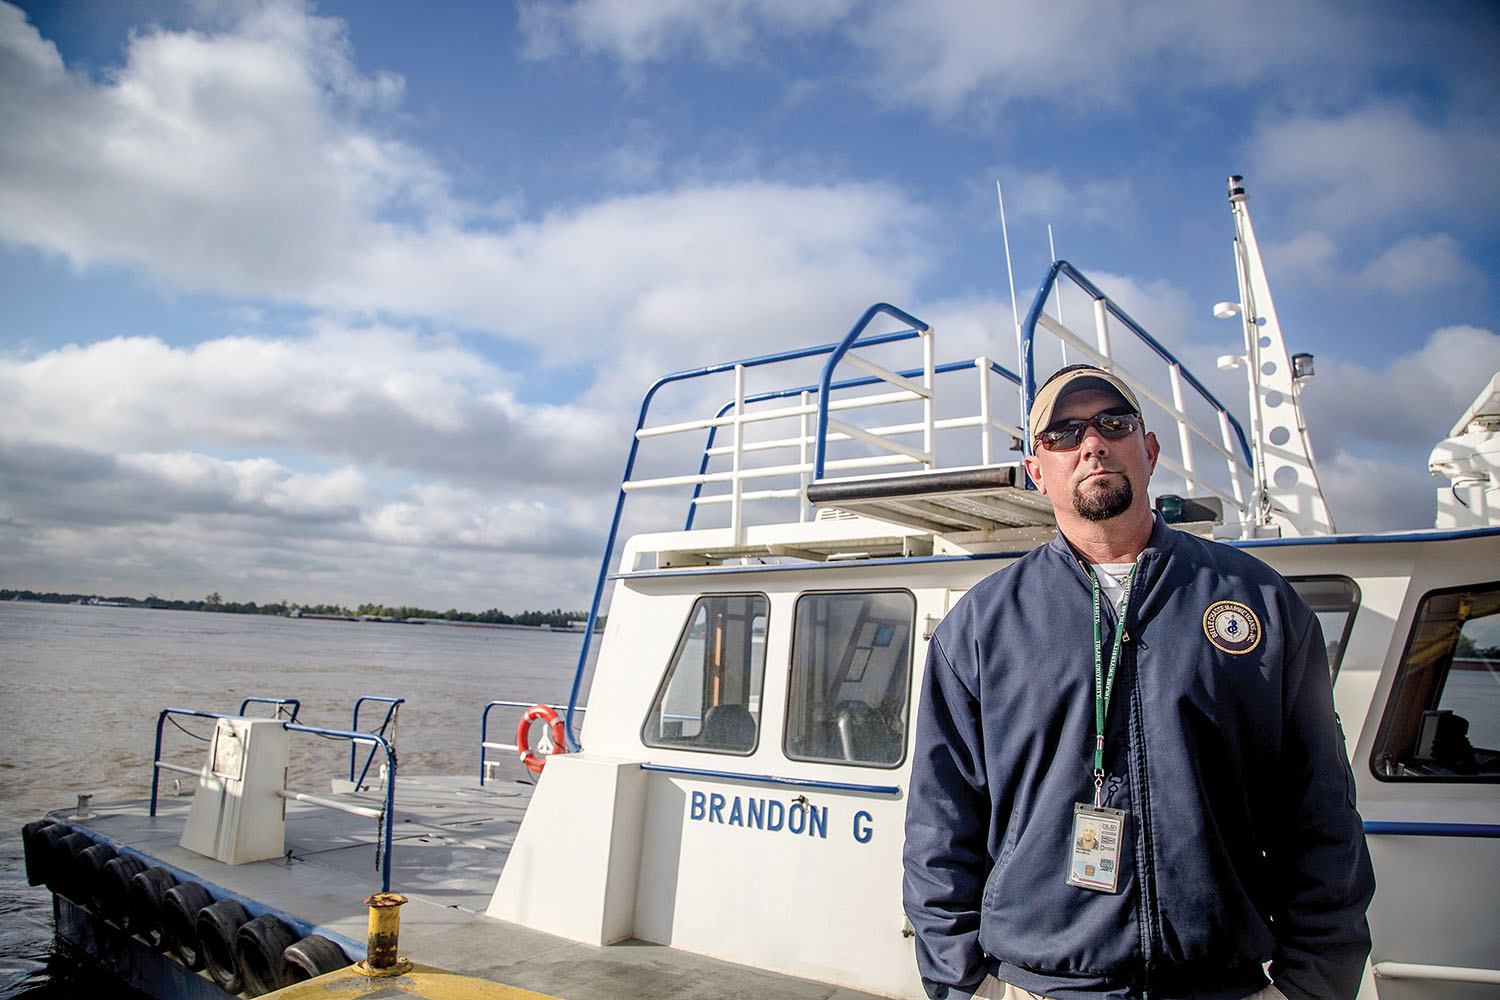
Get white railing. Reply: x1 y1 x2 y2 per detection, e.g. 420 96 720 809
622 345 1023 543
1023 262 1256 534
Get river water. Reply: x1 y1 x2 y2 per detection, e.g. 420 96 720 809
0 601 592 998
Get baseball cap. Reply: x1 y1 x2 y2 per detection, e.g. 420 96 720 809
1028 366 1143 442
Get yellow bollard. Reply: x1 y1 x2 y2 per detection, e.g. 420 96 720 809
357 892 413 977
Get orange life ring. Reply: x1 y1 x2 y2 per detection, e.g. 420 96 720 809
516 704 567 774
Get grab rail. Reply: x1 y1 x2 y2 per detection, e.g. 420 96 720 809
562 311 933 752
812 303 933 481
150 707 231 815
147 707 399 892
287 722 398 892
479 700 588 785
1020 261 1254 528
349 696 403 789
238 697 300 721
683 357 1023 529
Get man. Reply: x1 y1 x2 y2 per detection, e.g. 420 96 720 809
903 365 1374 1000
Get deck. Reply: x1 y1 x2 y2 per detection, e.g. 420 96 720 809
52 774 887 1000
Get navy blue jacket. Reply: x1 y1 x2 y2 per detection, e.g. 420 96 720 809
903 519 1374 1000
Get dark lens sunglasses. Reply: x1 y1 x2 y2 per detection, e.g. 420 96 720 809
1035 411 1141 451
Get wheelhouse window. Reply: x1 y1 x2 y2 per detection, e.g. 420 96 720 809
784 591 914 768
1288 576 1360 679
1371 582 1500 782
642 595 767 755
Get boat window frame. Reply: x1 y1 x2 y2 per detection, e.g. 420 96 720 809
1285 574 1361 682
1369 580 1500 784
639 591 770 757
781 588 916 770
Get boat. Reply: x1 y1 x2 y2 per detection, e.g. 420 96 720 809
20 176 1500 1000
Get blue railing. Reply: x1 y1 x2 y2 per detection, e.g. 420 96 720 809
239 696 300 721
811 303 933 480
349 696 403 788
1020 261 1250 457
150 707 234 815
288 722 398 892
479 700 588 785
684 357 1022 530
560 305 936 752
1020 261 1254 515
148 702 401 892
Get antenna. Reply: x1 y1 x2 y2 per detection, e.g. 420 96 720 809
990 182 1026 353
990 179 1026 401
1048 223 1067 366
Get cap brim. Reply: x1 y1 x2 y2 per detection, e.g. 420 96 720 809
1029 369 1142 441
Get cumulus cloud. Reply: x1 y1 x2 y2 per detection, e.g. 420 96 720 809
0 0 935 612
1294 325 1500 530
0 2 436 290
1358 234 1486 295
0 320 632 607
1249 104 1500 233
1304 325 1500 454
517 0 1454 117
1000 170 1135 230
0 3 931 361
519 0 856 64
0 0 1492 609
0 436 605 606
1265 231 1339 285
1313 450 1437 534
1265 230 1485 296
0 326 625 490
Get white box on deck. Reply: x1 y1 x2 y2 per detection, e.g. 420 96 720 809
180 717 289 864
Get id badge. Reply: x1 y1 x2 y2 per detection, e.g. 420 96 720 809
1066 802 1125 893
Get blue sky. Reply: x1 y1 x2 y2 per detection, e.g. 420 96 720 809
2 0 1498 610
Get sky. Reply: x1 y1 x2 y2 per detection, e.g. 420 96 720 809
2 0 1498 612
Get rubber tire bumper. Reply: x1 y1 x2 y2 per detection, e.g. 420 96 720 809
197 898 250 994
77 842 118 912
283 934 350 983
128 866 178 949
21 820 63 887
100 855 148 930
162 880 213 970
238 914 300 996
49 830 95 900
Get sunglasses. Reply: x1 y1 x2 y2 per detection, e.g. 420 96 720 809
1034 410 1142 451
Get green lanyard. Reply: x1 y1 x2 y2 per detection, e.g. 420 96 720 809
1090 564 1136 808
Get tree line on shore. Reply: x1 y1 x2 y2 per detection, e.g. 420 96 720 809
0 589 591 628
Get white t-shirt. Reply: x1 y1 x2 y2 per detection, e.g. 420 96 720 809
1092 561 1135 616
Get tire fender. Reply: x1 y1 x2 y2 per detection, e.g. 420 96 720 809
128 866 178 949
283 933 351 983
100 855 148 930
237 913 300 996
197 897 250 993
77 842 118 912
22 820 64 887
162 880 213 970
50 831 95 899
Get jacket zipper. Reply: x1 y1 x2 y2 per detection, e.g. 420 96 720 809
1126 615 1161 995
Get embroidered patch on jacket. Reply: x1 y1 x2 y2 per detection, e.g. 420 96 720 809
1203 600 1262 654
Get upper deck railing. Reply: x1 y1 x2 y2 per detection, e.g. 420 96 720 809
1020 260 1255 530
561 303 1026 749
561 263 1265 748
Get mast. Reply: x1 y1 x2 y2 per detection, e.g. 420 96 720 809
1222 175 1336 537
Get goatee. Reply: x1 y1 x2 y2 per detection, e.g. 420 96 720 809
1074 476 1133 522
